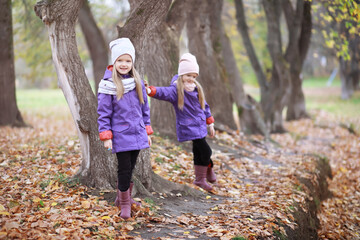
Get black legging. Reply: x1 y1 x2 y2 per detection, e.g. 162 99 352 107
192 138 212 166
116 150 140 192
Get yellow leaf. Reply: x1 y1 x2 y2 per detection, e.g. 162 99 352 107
206 195 211 199
0 212 10 216
326 40 335 48
0 204 5 211
41 207 50 212
51 202 57 206
0 232 7 236
101 216 110 220
340 167 347 173
51 182 60 191
184 231 190 235
81 201 91 209
246 218 253 222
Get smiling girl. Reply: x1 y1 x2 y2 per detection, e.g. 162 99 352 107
146 53 216 191
97 38 153 219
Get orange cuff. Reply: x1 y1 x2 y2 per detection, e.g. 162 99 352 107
99 130 113 141
146 125 154 135
206 116 215 125
107 65 113 71
148 86 157 97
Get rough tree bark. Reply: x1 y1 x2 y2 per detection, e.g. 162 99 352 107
283 0 311 120
78 0 108 94
34 0 117 189
187 0 237 130
143 0 190 140
0 0 26 127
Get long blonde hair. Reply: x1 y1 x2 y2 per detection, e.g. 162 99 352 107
112 66 144 104
176 75 205 110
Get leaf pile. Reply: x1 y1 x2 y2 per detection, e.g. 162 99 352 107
271 110 360 239
0 107 359 239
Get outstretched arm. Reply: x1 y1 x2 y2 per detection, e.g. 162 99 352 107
147 84 178 103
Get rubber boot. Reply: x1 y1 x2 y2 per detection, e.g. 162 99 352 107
130 182 141 207
114 189 121 207
207 165 217 183
193 165 213 191
119 189 131 219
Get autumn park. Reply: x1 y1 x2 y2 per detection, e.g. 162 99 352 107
0 0 359 239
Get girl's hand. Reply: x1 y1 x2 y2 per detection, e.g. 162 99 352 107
148 136 152 146
104 139 113 151
209 124 215 138
144 79 149 87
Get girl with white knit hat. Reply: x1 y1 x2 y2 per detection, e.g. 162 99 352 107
146 53 216 191
97 38 153 219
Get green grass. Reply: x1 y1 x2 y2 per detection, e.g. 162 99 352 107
305 91 360 118
244 76 359 119
303 76 341 88
16 89 67 110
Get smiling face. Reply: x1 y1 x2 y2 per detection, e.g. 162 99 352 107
114 54 133 75
182 73 198 84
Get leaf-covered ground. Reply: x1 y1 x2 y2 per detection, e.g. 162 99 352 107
0 107 359 239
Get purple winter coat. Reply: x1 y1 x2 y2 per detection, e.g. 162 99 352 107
150 74 213 142
97 68 151 153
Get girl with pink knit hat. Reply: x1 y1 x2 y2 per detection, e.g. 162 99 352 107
146 53 216 191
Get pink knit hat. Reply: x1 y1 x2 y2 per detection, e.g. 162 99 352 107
178 53 199 76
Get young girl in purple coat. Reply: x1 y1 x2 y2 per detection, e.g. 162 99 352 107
146 53 216 191
97 38 153 219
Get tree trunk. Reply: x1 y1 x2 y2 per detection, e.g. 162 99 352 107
283 0 311 120
220 12 268 136
0 0 26 127
339 57 354 99
262 0 290 133
143 0 189 140
234 0 268 102
187 0 237 130
78 0 108 94
35 0 117 189
234 0 278 136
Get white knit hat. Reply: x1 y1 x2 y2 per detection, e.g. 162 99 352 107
178 53 199 76
109 38 135 64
